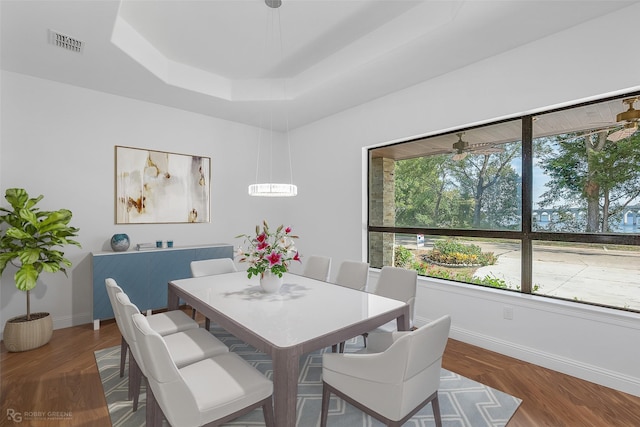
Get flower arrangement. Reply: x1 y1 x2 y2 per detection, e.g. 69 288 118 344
236 220 301 278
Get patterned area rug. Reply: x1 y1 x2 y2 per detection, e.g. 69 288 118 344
95 326 521 426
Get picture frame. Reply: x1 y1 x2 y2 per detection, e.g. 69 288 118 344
115 146 211 224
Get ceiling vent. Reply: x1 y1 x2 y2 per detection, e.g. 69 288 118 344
48 29 83 53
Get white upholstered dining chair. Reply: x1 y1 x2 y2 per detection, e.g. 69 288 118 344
332 260 370 352
189 258 238 326
362 266 418 346
334 260 369 290
114 292 229 411
190 257 238 277
105 278 200 379
131 312 275 427
302 255 331 281
320 315 451 427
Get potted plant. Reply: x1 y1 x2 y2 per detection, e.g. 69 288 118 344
0 188 80 352
235 220 300 293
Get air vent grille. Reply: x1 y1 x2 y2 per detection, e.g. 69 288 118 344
48 29 83 53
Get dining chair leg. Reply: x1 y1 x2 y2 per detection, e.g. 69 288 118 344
432 394 442 427
191 305 211 330
320 383 331 427
130 356 143 411
119 336 128 378
145 377 155 426
262 398 275 427
127 348 134 401
145 379 164 427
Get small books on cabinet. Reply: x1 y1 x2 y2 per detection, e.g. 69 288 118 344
136 243 158 251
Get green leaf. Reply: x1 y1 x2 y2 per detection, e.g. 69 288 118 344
5 227 33 241
4 188 29 210
18 248 41 265
60 238 82 248
0 251 18 273
15 264 39 292
39 210 73 233
18 207 38 226
41 262 61 273
25 195 44 210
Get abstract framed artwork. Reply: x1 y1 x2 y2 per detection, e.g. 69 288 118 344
115 146 211 224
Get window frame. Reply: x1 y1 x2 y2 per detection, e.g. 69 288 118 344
367 91 640 311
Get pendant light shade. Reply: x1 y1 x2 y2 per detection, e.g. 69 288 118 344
248 0 297 197
248 183 297 197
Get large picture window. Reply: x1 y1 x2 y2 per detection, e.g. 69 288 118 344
368 93 640 312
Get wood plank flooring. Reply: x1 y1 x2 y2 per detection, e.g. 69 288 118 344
2 316 640 426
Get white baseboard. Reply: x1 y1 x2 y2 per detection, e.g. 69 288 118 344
0 313 94 342
416 314 640 398
52 313 93 330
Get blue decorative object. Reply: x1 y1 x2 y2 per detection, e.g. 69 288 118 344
110 234 130 252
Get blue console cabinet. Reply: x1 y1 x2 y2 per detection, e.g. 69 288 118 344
92 244 233 328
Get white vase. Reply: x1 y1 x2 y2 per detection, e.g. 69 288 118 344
260 271 283 293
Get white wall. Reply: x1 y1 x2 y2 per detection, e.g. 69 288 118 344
0 70 286 331
287 4 640 397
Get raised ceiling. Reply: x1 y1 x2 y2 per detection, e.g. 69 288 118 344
1 0 636 131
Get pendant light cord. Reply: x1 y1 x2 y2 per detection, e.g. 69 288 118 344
249 0 297 196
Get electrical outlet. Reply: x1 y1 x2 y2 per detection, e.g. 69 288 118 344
503 306 514 320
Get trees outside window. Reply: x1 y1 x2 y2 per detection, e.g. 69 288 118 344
449 141 521 230
535 132 640 233
393 141 522 231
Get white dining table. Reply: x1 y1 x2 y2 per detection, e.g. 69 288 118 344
167 271 410 427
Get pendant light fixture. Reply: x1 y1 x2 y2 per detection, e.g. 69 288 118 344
248 0 298 197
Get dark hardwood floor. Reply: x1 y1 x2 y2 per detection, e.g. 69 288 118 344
2 314 640 426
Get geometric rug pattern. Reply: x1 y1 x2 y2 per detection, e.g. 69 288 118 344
95 325 521 427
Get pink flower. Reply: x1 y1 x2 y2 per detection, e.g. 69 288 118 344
236 222 301 279
266 251 282 266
